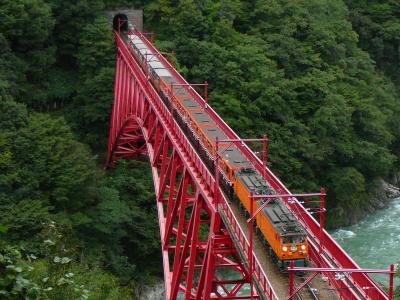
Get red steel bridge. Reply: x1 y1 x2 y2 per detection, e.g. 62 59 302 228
105 16 394 300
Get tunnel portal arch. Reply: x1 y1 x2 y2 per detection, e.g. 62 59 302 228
113 13 129 31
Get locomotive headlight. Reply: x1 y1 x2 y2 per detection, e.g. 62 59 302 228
301 245 306 250
282 246 288 252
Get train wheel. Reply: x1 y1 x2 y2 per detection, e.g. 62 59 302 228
241 204 247 215
256 227 262 238
262 238 269 251
279 261 286 272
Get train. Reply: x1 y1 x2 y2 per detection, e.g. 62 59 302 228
121 24 308 270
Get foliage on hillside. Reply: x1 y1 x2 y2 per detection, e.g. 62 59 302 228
0 1 160 298
0 0 399 298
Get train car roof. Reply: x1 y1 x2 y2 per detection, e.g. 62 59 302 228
192 113 217 126
132 41 150 51
221 146 249 168
262 199 305 236
162 76 179 84
154 68 173 78
129 38 147 49
138 47 152 56
237 171 305 236
148 61 165 69
182 98 205 111
128 34 143 43
238 170 271 194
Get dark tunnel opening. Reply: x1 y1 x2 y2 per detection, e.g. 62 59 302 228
113 13 129 31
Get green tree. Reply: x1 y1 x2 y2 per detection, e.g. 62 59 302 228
68 16 115 148
0 110 96 242
0 0 55 107
79 160 161 283
346 1 400 84
48 0 104 64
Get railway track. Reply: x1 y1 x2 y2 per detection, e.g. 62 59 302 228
294 274 320 300
307 234 365 299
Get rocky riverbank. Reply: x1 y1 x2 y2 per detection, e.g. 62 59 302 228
327 179 400 228
134 281 165 300
368 180 400 210
383 180 400 199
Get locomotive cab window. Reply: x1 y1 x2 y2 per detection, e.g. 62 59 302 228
283 236 304 244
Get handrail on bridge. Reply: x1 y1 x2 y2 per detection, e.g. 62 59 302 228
288 264 396 300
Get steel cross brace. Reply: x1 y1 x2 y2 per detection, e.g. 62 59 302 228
287 264 396 300
246 190 326 300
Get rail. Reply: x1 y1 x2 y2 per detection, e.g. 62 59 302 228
134 29 389 300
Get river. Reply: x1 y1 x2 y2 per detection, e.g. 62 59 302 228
331 197 400 288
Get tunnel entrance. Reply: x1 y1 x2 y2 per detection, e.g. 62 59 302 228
113 13 129 31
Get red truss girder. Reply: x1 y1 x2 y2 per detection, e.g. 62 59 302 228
106 40 262 299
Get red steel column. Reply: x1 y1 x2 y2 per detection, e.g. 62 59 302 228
263 135 268 178
319 187 326 254
389 264 394 300
215 137 219 205
204 81 208 103
289 260 295 300
249 192 254 300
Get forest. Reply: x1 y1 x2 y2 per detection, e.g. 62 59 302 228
0 0 399 298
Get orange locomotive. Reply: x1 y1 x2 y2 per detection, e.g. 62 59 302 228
234 169 308 269
125 28 308 270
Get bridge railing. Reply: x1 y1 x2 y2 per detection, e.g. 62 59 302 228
219 196 278 300
132 30 389 300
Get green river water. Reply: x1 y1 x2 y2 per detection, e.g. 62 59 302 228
331 197 400 288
